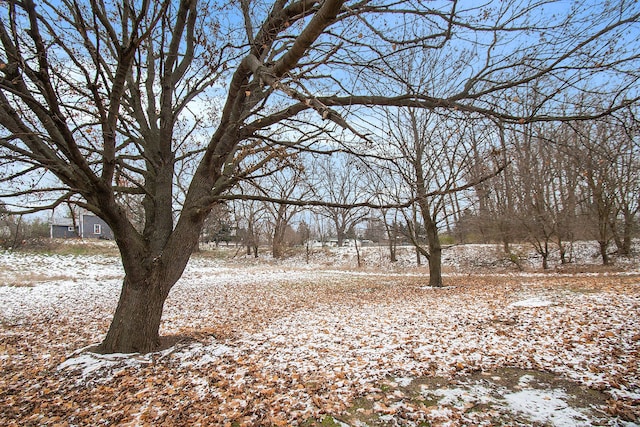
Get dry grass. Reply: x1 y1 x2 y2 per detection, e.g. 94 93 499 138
15 238 121 257
0 272 75 287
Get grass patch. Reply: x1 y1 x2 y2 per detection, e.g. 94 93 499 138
13 238 121 257
0 273 74 287
302 415 349 426
192 247 236 260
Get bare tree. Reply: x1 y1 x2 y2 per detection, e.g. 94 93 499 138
1 0 638 352
233 185 266 258
500 107 638 268
566 115 638 264
200 203 233 247
380 210 402 263
384 107 490 286
510 123 562 269
548 125 582 264
310 154 370 247
610 111 640 256
258 160 309 258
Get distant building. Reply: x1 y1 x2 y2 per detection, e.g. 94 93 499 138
50 217 79 239
50 213 113 240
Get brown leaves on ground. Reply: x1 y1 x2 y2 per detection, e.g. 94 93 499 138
0 253 639 425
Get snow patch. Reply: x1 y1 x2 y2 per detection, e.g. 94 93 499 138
503 388 591 427
430 385 494 407
57 351 151 379
510 297 554 308
172 341 235 367
394 376 413 387
518 374 535 386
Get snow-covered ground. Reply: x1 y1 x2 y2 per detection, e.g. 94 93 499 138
279 239 640 272
0 242 639 426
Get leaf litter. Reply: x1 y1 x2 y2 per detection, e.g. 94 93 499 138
0 244 639 426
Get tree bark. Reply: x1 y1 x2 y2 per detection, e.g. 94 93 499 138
354 237 362 268
598 240 610 266
384 219 397 262
273 240 285 258
613 209 634 256
425 217 443 287
621 213 633 256
98 274 172 353
336 226 346 247
272 221 286 258
96 196 204 353
388 239 397 263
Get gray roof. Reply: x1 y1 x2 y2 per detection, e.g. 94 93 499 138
51 218 76 227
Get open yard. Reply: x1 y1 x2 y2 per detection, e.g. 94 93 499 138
0 242 639 426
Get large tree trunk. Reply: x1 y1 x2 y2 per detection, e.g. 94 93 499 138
425 217 443 287
597 212 611 265
272 241 284 258
428 249 442 287
272 223 286 258
336 222 346 247
406 204 442 286
621 220 633 256
98 274 172 354
96 199 205 353
613 209 634 256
